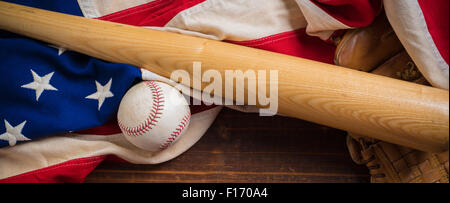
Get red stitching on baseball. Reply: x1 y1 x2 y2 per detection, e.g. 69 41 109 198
118 81 165 136
159 113 191 150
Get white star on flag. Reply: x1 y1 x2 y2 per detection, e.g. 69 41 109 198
0 120 30 147
48 45 67 56
85 78 114 110
21 69 58 101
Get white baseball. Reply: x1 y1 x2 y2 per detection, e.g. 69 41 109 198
117 81 191 152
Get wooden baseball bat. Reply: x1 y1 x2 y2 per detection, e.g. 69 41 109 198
0 1 448 152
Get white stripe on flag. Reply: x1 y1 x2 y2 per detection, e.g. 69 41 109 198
77 0 156 18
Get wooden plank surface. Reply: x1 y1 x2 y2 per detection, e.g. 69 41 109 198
85 108 369 183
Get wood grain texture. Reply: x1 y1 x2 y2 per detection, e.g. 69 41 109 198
0 1 448 152
85 108 370 183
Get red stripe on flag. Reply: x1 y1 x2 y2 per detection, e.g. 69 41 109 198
310 0 382 28
228 29 337 64
0 156 106 183
97 0 205 27
417 0 449 65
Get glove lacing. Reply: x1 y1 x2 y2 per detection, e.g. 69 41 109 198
346 135 386 180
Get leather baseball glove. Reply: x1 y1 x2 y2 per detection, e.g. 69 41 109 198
335 14 449 183
333 13 404 72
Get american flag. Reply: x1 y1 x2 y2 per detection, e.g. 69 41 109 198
0 0 447 182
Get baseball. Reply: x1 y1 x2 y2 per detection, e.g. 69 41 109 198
117 81 191 152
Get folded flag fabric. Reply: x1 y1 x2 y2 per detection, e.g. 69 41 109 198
0 0 447 182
